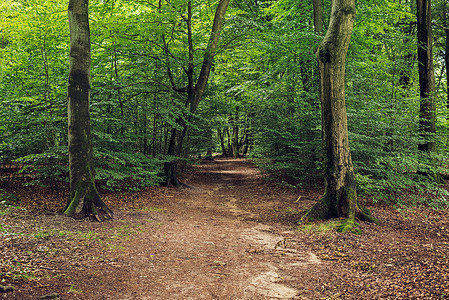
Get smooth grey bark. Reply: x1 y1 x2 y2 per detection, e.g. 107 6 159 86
305 0 377 228
63 0 112 221
312 0 323 35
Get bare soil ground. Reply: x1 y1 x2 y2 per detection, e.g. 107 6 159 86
1 158 449 299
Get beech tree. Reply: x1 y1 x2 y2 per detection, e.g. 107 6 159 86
417 0 436 152
305 0 377 230
63 0 113 220
164 0 230 186
1 0 449 213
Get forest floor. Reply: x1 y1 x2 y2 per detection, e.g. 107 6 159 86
1 158 449 299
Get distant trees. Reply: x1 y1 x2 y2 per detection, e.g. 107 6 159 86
1 0 449 215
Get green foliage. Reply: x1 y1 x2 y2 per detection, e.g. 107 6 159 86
13 147 68 188
0 190 18 206
209 0 322 178
68 284 83 295
94 151 165 191
345 0 449 208
251 97 321 181
1 0 449 211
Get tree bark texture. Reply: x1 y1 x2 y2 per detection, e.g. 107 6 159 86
164 0 230 185
63 0 112 220
306 0 376 225
232 125 239 158
312 0 323 35
444 1 449 113
218 129 228 156
417 0 436 152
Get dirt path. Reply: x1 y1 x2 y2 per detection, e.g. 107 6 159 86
113 158 321 299
2 158 449 299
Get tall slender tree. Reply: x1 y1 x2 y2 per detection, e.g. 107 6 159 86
305 0 377 229
63 0 113 221
417 0 436 153
446 8 449 115
312 0 323 35
164 0 230 186
444 0 449 113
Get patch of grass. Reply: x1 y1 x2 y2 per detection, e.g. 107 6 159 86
97 222 144 251
337 218 362 234
105 243 126 251
138 206 164 213
34 229 53 239
297 220 339 233
6 262 37 280
76 230 98 240
0 224 24 236
108 223 143 241
0 204 22 216
67 284 82 294
33 229 69 239
15 270 37 280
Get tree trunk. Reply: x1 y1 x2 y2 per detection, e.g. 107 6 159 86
232 125 239 158
312 0 323 35
164 121 185 186
444 1 449 115
231 110 239 158
63 0 112 221
305 0 377 228
443 2 449 118
417 0 436 152
164 0 230 185
218 128 228 156
226 127 232 154
239 125 248 157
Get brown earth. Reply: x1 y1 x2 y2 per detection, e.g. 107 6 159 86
1 158 449 299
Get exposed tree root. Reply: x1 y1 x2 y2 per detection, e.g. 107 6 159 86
301 195 379 233
63 188 113 222
355 203 379 225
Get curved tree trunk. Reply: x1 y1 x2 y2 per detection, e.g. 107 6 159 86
164 0 230 186
305 0 377 228
63 0 113 221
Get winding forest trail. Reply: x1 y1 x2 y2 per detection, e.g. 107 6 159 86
3 158 449 299
115 158 321 299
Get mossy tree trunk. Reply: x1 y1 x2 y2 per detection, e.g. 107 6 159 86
164 0 230 186
305 0 377 227
63 0 113 221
